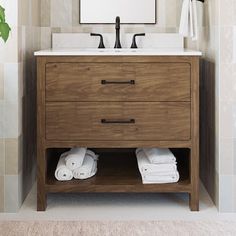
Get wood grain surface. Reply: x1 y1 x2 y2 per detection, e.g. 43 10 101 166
46 62 191 102
36 56 200 211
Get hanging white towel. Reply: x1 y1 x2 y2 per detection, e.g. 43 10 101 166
136 148 176 164
65 147 87 171
73 151 98 180
55 153 73 181
179 0 198 40
136 150 177 174
141 171 180 184
192 0 198 40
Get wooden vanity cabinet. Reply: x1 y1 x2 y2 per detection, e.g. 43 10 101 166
37 56 200 211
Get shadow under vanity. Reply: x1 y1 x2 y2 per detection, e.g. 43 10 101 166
35 53 200 211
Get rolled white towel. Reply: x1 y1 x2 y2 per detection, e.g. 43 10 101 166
137 148 176 164
73 150 98 180
65 147 87 170
55 153 73 181
141 171 180 184
86 149 99 161
136 150 177 174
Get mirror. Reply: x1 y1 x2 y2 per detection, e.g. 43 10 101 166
80 0 156 24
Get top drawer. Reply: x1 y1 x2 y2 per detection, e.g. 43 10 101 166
45 62 191 102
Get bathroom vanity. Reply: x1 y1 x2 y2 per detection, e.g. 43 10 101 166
35 46 201 211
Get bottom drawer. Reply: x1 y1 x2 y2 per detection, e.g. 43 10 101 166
46 102 191 141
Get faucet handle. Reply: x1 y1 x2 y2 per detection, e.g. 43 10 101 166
131 33 145 49
90 33 105 48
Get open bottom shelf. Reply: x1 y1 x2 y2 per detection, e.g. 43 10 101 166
46 149 191 193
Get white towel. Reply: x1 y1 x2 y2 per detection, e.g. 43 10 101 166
141 171 180 184
55 153 73 181
86 149 99 161
73 150 98 180
136 150 177 174
143 171 180 177
65 147 87 170
137 148 176 164
179 0 198 40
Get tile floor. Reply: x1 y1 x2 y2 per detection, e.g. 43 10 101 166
0 182 236 221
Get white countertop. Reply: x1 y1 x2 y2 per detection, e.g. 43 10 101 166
34 48 202 56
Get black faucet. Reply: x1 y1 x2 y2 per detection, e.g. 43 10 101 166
131 33 146 48
90 33 105 48
114 16 122 48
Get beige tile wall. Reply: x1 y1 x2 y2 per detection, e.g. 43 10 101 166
0 0 41 212
0 176 4 212
218 0 236 212
16 0 41 212
196 0 236 212
0 64 3 99
0 139 4 176
0 0 19 213
5 139 19 175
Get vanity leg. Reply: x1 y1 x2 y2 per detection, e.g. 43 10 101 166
37 187 47 211
189 192 199 211
37 147 47 211
189 147 199 211
37 166 47 211
189 56 199 211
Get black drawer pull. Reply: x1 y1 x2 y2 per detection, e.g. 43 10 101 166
101 119 135 124
101 80 135 85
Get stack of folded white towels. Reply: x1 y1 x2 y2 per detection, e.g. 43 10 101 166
55 147 98 181
136 148 179 184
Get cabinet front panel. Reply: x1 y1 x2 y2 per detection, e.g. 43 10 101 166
45 102 191 141
46 63 191 102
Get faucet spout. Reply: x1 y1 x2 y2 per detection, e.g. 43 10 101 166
114 16 122 48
